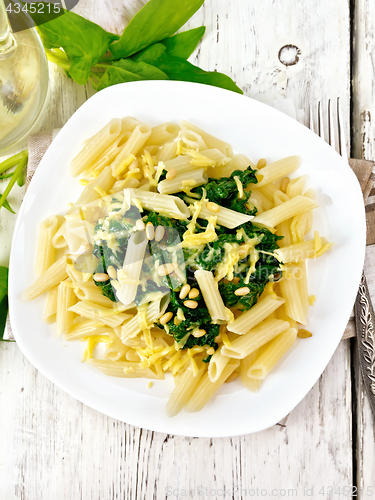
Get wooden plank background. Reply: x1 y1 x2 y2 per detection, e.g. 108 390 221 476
0 0 374 498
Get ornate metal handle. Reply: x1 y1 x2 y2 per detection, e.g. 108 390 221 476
354 273 375 415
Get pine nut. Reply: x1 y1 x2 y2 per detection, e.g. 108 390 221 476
280 177 290 193
297 329 312 339
154 225 164 242
183 300 198 309
188 288 200 299
93 273 109 282
174 317 182 326
206 347 215 355
159 312 173 325
136 219 145 231
234 287 250 296
193 329 206 338
206 201 220 213
179 284 191 299
157 263 175 276
146 222 154 240
257 158 267 169
166 167 177 180
214 334 222 343
107 266 117 280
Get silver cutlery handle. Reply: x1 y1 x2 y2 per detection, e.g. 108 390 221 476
354 272 375 415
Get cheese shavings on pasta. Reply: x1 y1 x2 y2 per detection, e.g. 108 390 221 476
25 117 333 417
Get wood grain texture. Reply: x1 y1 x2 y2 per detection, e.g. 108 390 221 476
0 0 370 498
352 1 375 496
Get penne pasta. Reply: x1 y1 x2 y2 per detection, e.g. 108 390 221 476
25 117 334 417
227 295 285 334
35 215 64 276
221 319 290 359
56 279 77 336
184 359 240 412
157 168 207 195
255 156 301 187
195 270 229 324
246 328 297 379
70 119 122 177
43 285 58 324
252 195 318 229
23 255 69 301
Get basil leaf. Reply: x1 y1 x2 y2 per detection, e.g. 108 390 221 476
110 0 205 59
161 27 206 59
133 44 242 94
0 267 8 341
94 59 169 91
30 8 118 84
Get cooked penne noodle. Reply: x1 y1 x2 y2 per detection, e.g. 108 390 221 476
110 123 151 175
180 120 233 156
180 129 208 151
228 295 285 334
88 359 163 379
279 264 307 325
296 260 309 318
114 231 148 305
246 328 297 379
161 155 195 175
158 168 207 195
70 118 122 177
35 215 64 276
208 348 230 382
156 141 178 162
43 285 58 324
87 130 132 175
286 175 306 198
74 282 115 307
221 319 290 359
56 279 77 336
207 156 253 180
64 319 112 340
120 295 170 343
69 300 133 328
68 166 115 213
252 195 318 228
166 362 206 417
275 238 331 263
240 349 263 392
145 122 180 146
255 156 301 187
198 203 254 228
130 188 190 219
195 270 229 324
184 359 239 412
23 255 69 301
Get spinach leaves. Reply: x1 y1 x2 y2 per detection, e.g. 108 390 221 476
192 166 258 214
26 0 242 94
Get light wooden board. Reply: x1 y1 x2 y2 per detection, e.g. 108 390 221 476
1 0 372 498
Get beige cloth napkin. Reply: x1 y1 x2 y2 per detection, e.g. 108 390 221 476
4 130 374 429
